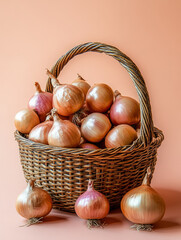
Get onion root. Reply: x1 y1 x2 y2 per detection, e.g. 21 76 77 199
130 224 153 231
87 219 105 229
20 217 43 227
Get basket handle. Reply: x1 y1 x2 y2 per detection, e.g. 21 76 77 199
46 42 153 146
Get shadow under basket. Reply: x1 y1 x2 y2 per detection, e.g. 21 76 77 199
14 42 164 213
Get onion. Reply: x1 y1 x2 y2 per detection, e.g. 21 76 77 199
75 179 110 228
16 179 52 226
110 90 140 125
78 143 99 150
46 69 84 116
29 115 53 145
81 113 111 143
105 124 137 148
14 109 40 134
121 167 166 231
28 82 53 122
86 83 113 113
72 74 91 98
48 112 81 148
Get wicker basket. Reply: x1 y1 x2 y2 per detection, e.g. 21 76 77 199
14 42 164 213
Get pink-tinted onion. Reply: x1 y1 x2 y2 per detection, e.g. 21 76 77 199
28 82 53 122
110 90 140 125
79 143 99 150
75 180 110 220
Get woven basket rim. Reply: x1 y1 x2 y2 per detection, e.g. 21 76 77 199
14 127 164 156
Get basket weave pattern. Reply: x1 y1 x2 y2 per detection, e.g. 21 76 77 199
15 42 164 212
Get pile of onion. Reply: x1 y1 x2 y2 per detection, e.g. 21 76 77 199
16 179 52 226
14 70 142 150
75 179 110 228
121 167 165 231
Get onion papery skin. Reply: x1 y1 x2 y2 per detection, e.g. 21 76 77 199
75 180 110 220
79 143 99 150
86 84 113 113
81 113 111 143
28 82 53 122
105 124 137 148
69 103 90 127
110 94 140 126
29 120 53 145
72 74 91 98
48 114 81 148
53 85 84 116
14 109 40 134
16 180 52 219
121 186 166 225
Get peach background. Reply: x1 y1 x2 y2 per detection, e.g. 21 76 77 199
0 0 181 239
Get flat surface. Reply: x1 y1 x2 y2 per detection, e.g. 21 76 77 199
1 188 181 240
0 0 181 239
